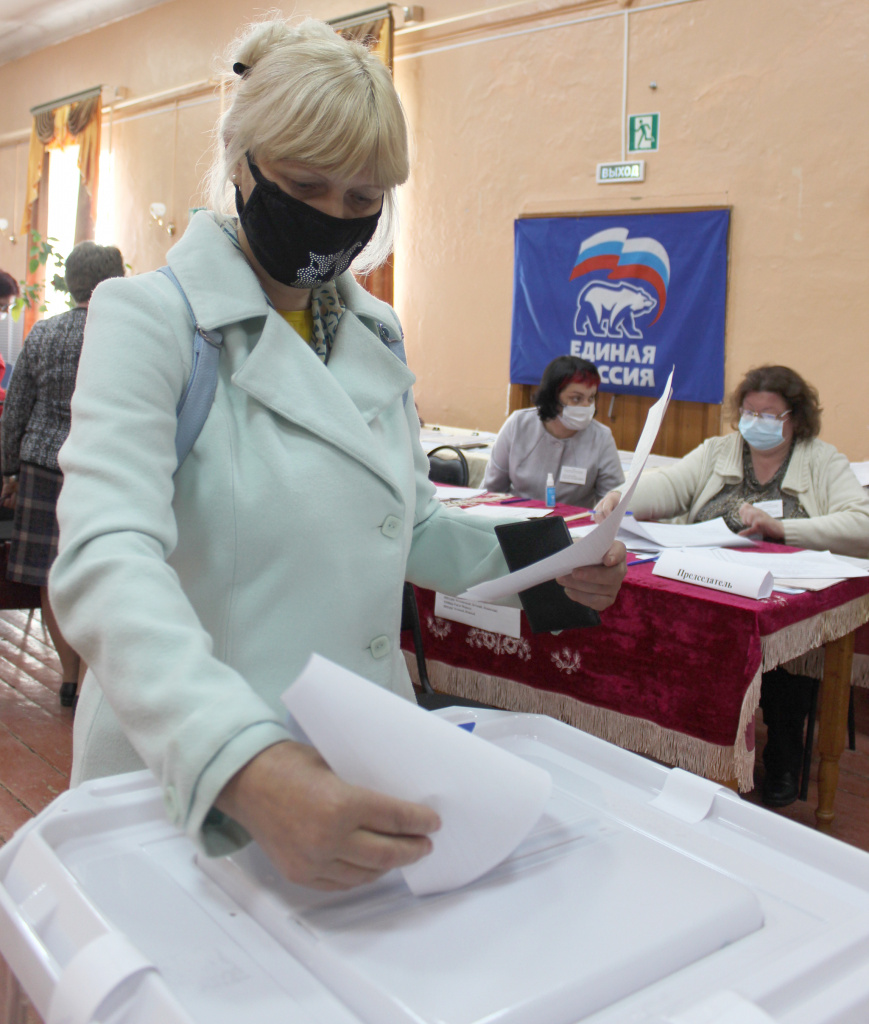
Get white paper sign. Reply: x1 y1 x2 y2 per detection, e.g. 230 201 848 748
459 369 674 603
752 499 783 518
431 589 517 634
560 465 587 485
281 654 552 895
434 592 522 638
652 549 773 600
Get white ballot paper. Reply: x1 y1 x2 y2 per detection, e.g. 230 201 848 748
653 548 774 600
281 654 552 896
460 368 674 603
618 516 758 551
705 547 869 580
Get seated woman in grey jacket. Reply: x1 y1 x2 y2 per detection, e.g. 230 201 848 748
483 355 625 507
595 364 869 808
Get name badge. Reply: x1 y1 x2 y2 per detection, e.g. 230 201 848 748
560 466 587 485
753 499 783 519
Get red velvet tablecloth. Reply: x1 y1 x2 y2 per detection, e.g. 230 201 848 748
401 500 869 788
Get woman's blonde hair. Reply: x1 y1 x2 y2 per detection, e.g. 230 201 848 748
210 17 408 272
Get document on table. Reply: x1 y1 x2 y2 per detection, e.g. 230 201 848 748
702 547 869 591
617 516 758 551
434 485 487 501
460 369 674 602
281 654 551 896
461 504 554 521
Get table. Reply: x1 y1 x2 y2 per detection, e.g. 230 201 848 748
401 499 869 831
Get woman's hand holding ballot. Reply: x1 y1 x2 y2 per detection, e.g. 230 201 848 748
556 540 627 609
737 502 785 542
593 491 621 522
216 741 441 892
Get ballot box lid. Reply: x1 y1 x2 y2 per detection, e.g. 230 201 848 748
3 710 869 1024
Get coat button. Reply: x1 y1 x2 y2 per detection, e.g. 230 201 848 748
381 515 402 538
370 635 391 659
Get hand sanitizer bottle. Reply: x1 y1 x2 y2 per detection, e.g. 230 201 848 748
545 472 556 507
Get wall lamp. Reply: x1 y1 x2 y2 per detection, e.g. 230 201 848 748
149 202 176 236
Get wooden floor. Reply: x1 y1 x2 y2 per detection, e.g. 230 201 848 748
1 609 869 1021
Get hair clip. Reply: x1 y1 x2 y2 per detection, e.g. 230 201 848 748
233 61 251 78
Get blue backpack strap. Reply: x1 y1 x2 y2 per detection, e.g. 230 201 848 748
157 266 224 470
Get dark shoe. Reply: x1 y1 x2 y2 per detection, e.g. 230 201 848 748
59 682 78 707
762 768 798 808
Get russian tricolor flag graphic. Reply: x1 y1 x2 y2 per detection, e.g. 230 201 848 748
569 227 671 324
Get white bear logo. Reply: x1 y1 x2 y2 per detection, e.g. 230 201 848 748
574 281 657 339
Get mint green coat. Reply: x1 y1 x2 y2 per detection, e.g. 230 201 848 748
50 213 510 853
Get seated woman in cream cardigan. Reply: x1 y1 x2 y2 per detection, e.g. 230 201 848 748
594 364 869 808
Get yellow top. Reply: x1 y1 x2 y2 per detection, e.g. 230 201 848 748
279 307 314 345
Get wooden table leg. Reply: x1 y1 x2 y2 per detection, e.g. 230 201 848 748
815 630 855 833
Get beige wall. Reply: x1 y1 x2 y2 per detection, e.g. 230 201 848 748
1 0 867 456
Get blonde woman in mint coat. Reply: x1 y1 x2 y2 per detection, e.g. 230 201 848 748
50 18 626 893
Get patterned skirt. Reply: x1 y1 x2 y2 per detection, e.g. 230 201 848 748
6 462 63 587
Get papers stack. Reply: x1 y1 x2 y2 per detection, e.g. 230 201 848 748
704 548 869 592
618 516 757 553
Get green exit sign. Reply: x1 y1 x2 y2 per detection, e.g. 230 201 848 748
628 113 660 153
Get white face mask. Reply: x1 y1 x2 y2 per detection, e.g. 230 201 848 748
559 403 595 431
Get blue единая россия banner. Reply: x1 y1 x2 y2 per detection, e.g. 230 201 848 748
510 209 730 403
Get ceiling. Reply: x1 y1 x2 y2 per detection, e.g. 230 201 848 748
0 0 175 69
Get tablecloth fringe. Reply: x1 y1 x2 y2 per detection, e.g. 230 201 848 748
761 594 869 672
762 594 869 680
405 651 760 791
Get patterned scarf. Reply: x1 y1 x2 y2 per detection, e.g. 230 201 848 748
308 281 344 364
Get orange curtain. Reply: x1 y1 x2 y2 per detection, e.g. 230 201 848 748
337 16 395 305
21 89 102 336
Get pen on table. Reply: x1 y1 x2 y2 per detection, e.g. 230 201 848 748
627 555 660 566
500 497 529 505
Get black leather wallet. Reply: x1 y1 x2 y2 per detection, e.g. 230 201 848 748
494 517 601 634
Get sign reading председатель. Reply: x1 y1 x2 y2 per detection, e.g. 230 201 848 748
596 161 645 184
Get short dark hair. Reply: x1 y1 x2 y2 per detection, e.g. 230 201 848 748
731 364 821 441
0 270 19 300
535 355 601 421
64 241 125 304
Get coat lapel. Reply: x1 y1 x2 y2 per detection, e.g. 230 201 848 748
166 212 416 489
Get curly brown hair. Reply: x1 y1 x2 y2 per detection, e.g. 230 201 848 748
731 365 821 441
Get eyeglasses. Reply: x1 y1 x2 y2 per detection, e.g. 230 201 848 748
0 303 9 315
739 407 791 423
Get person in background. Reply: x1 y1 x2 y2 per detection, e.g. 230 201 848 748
594 364 869 806
48 18 627 894
482 355 625 507
0 270 19 406
1 242 125 707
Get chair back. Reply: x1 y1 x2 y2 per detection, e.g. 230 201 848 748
427 445 469 487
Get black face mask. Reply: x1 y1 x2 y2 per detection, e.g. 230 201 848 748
235 155 382 288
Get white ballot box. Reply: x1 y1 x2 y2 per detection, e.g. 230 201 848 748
2 709 869 1024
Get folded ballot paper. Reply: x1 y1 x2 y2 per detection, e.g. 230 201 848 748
652 548 774 600
461 368 675 603
281 654 552 896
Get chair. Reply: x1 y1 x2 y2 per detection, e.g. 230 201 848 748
427 445 469 487
401 582 434 696
401 581 497 711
